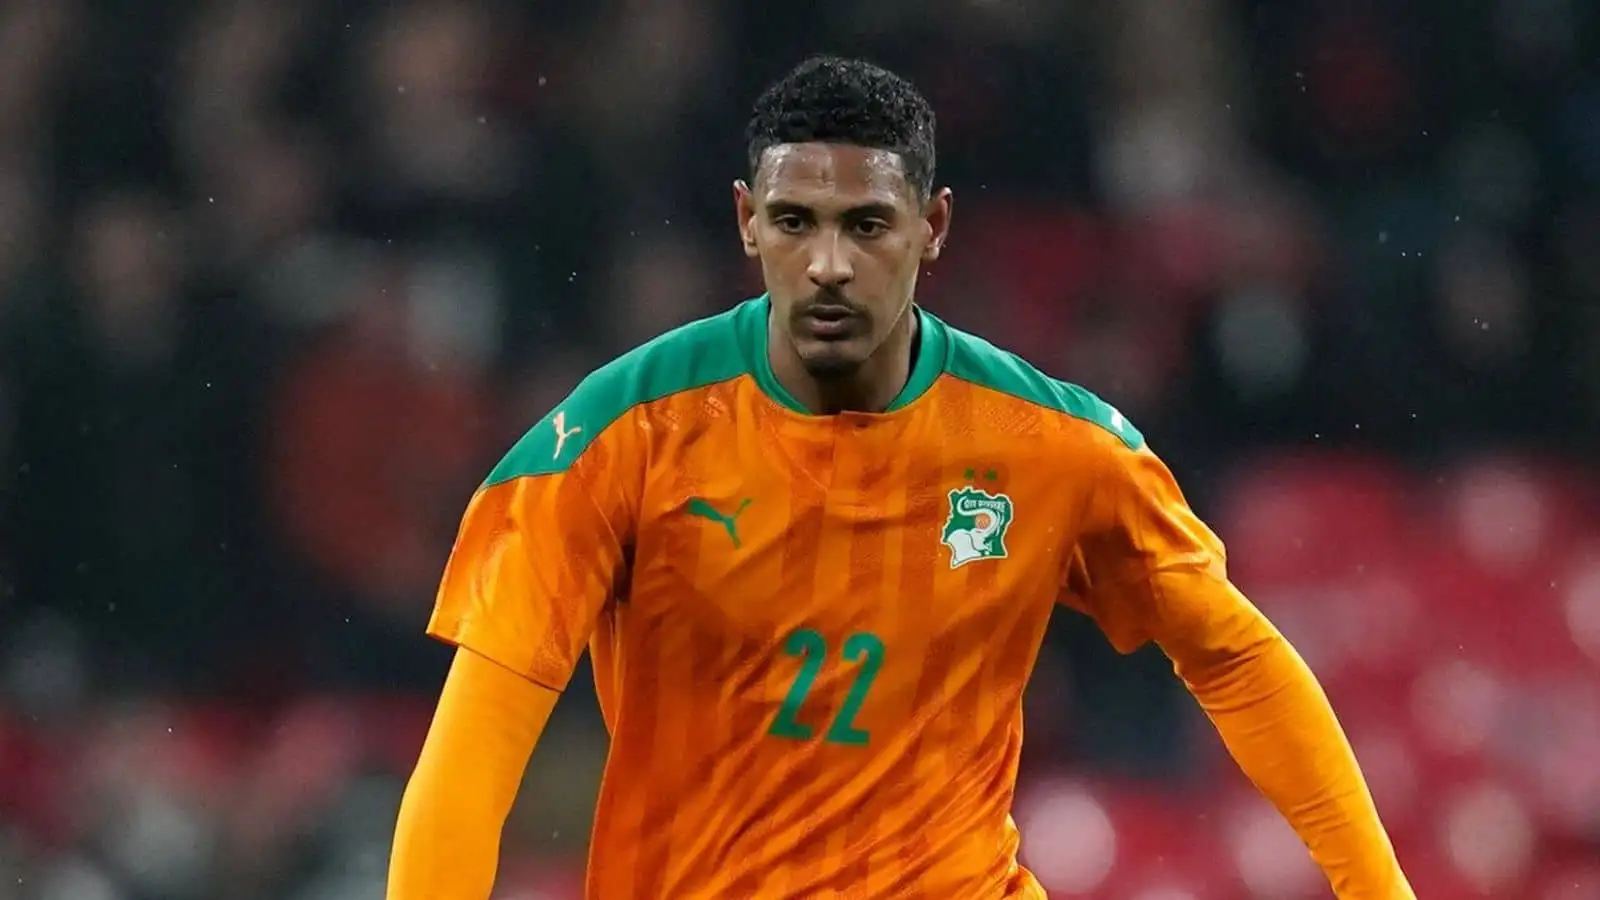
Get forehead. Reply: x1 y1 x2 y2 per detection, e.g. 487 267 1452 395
756 143 914 208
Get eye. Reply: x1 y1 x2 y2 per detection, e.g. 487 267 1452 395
772 215 807 235
852 219 891 238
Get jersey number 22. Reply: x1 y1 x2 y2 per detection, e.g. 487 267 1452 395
768 629 884 747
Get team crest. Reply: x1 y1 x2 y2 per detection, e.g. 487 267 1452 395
941 486 1015 569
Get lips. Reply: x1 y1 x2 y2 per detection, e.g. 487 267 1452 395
798 304 860 338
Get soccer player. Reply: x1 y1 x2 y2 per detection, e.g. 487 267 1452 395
388 56 1415 899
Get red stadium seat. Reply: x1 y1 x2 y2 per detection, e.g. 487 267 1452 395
1499 677 1600 841
1262 572 1428 692
1433 778 1541 897
1015 776 1240 898
1014 776 1125 896
1218 788 1328 898
1406 656 1514 761
1430 455 1599 580
1217 452 1414 587
1399 548 1585 677
1395 851 1495 898
1209 453 1431 691
1535 862 1600 900
1558 544 1600 668
1341 716 1427 835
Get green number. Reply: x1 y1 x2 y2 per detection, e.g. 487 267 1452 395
768 629 827 740
767 629 884 746
824 632 884 746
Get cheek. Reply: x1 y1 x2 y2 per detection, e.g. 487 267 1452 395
752 236 795 270
875 239 924 282
757 247 805 284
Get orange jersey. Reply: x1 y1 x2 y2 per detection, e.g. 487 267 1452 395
427 297 1404 898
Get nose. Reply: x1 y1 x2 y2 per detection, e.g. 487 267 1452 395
805 231 854 289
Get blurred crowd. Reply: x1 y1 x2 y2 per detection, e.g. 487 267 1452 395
0 0 1597 898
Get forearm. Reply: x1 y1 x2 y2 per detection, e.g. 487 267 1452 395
1160 578 1412 898
388 648 557 900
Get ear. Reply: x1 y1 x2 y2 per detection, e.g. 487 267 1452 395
921 187 953 263
733 180 759 259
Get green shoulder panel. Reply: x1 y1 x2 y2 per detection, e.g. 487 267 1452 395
485 301 757 485
939 320 1145 451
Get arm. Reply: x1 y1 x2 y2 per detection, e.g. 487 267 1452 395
1148 571 1411 898
389 648 557 898
1063 435 1413 899
388 408 636 899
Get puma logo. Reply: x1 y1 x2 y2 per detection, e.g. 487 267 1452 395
686 497 754 548
551 411 582 460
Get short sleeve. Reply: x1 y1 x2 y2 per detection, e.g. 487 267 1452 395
427 417 638 692
1059 433 1248 658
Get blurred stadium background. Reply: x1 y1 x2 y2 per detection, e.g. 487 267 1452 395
1 0 1598 898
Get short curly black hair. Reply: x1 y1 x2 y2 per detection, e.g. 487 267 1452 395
745 55 937 200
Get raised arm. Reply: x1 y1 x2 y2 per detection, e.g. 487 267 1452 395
1061 429 1414 899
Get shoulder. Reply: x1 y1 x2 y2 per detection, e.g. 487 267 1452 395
932 313 1144 452
486 299 760 484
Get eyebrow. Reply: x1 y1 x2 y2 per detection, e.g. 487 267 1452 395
764 200 901 220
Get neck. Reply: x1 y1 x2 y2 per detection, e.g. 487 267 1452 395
771 304 919 415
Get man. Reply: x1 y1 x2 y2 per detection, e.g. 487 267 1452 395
388 56 1415 898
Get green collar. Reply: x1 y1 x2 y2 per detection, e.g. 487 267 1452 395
740 294 948 414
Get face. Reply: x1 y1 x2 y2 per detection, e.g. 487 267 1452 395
735 143 952 378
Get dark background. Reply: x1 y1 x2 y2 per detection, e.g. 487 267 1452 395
1 0 1597 897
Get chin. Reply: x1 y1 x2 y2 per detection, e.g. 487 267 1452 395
798 343 869 379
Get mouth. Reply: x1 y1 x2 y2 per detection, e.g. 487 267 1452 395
798 304 861 339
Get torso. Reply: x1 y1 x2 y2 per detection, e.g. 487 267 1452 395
584 374 1079 900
